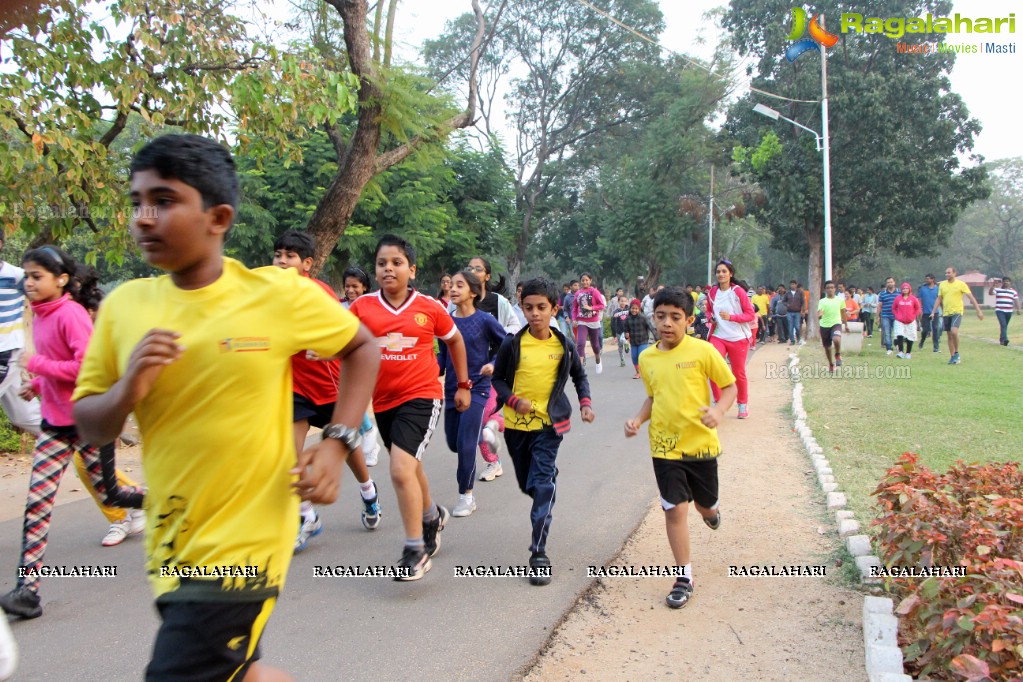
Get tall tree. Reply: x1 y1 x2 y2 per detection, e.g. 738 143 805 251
724 0 989 332
951 158 1023 279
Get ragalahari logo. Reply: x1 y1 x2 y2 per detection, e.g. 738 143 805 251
786 7 840 61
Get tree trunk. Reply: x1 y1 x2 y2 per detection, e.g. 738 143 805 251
806 222 823 340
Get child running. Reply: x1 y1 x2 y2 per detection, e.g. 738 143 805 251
610 295 630 367
73 134 379 680
892 281 921 359
817 280 848 373
571 273 606 373
624 298 657 379
349 234 471 580
1 246 145 620
271 230 382 552
438 270 508 517
624 287 736 609
492 278 595 586
341 265 384 467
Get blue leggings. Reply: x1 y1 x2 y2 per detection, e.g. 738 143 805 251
444 401 487 494
630 342 649 368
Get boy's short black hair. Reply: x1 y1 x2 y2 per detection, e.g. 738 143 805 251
273 230 315 260
342 265 371 290
824 279 835 287
570 279 579 286
375 234 416 266
520 278 559 306
130 134 239 211
653 286 693 316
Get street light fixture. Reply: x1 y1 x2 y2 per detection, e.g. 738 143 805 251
753 101 833 281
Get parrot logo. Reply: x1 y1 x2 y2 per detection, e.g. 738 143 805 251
785 7 839 62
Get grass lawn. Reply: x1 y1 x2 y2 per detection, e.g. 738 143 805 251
798 315 1023 523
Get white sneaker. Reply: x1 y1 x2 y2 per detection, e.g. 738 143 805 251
481 422 498 446
362 425 381 466
595 361 603 375
478 461 503 482
127 509 146 536
452 495 477 517
886 350 893 356
0 599 18 679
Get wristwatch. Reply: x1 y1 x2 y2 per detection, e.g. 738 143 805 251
321 423 362 451
457 380 473 390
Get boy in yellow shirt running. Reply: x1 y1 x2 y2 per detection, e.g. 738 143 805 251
625 287 736 609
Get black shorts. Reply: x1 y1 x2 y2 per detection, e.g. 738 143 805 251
374 398 441 460
820 324 842 348
652 457 718 509
943 314 962 332
146 598 275 682
293 393 334 428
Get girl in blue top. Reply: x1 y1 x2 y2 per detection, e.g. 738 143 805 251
438 270 508 517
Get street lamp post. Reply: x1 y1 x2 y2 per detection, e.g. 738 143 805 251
753 102 833 282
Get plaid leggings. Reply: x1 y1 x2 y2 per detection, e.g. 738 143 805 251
16 424 144 592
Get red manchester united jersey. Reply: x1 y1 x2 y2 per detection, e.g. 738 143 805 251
291 276 342 404
349 289 456 412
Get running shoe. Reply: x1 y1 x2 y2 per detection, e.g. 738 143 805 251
633 372 641 380
703 509 721 530
361 488 382 531
953 352 961 364
394 546 431 581
737 404 749 419
835 354 843 367
478 461 503 482
896 352 904 359
887 350 893 356
905 353 911 360
423 504 450 557
101 509 144 547
0 602 17 676
452 495 476 518
0 587 41 619
595 361 603 375
529 552 552 586
665 578 693 609
294 512 323 553
362 434 380 467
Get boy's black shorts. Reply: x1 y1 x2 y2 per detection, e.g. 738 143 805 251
292 393 334 428
374 398 441 460
820 324 842 349
146 597 275 682
652 457 718 510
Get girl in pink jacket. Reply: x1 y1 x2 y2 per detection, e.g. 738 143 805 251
0 247 143 620
706 259 758 419
892 281 922 359
571 273 607 373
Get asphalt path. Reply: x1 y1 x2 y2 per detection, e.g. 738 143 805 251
1 356 654 681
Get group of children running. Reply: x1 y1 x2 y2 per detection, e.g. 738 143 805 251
1 134 740 681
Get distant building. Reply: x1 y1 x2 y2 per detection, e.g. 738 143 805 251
958 271 996 306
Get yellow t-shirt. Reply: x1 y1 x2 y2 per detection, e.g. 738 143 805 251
938 279 972 316
73 258 360 602
751 294 771 318
503 332 563 431
639 336 736 460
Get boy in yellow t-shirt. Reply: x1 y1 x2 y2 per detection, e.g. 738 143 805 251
492 278 595 586
72 134 379 681
625 287 736 610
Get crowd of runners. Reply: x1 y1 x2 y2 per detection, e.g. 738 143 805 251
0 133 1017 681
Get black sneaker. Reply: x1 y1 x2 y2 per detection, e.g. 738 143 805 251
665 578 693 609
703 509 721 530
394 546 431 581
423 504 450 558
529 552 552 586
0 586 42 619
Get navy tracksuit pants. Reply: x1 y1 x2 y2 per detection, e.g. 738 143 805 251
503 428 562 554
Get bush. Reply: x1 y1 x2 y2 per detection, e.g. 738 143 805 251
0 411 24 454
872 453 1023 681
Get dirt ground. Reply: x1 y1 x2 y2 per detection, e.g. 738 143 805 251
520 340 866 681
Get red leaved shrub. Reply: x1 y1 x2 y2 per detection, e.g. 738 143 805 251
873 453 1023 681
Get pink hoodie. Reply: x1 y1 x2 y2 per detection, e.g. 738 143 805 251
892 283 922 324
27 294 94 427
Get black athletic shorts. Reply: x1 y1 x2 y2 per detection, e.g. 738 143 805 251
374 398 441 460
652 457 719 509
292 393 334 429
943 314 962 332
146 598 275 682
820 324 842 349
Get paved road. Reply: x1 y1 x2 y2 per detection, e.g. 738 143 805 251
1 357 654 681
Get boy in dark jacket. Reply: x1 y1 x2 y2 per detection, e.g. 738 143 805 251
492 278 595 586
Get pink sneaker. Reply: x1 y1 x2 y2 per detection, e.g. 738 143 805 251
737 404 749 419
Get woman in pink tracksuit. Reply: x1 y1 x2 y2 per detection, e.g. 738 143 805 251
891 281 922 359
706 259 757 419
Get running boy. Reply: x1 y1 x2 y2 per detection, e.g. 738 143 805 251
817 280 848 373
492 278 595 585
73 134 379 681
624 287 736 609
271 230 382 550
348 234 472 581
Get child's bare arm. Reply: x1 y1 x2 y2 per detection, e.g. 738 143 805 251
624 396 653 437
700 383 737 428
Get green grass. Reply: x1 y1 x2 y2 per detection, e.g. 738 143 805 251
957 311 1023 346
799 316 1023 524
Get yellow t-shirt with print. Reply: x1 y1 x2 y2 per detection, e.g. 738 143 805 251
503 332 563 431
751 294 771 318
938 279 971 316
73 258 360 602
639 335 736 460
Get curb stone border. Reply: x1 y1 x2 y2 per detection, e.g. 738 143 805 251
787 351 911 682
